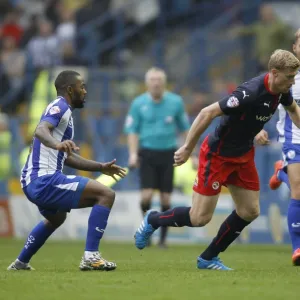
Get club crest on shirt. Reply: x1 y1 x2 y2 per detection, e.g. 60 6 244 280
227 96 239 108
49 106 61 115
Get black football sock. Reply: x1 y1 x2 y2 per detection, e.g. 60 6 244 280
159 205 171 244
148 207 193 229
201 210 250 260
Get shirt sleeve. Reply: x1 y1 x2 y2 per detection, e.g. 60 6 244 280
218 87 257 115
175 98 190 132
280 90 293 107
124 100 141 134
40 102 68 127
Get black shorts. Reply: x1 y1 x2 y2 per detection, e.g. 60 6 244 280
139 148 175 193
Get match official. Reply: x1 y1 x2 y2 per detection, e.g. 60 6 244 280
124 67 190 247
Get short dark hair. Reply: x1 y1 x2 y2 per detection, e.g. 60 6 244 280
54 70 80 93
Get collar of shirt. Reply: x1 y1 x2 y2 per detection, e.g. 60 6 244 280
58 96 72 110
147 91 166 103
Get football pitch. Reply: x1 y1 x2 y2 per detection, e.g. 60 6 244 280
1 239 300 300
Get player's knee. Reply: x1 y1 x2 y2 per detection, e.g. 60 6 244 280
238 206 260 222
189 211 212 227
104 188 115 205
45 214 67 229
291 186 300 200
97 188 115 208
110 189 116 203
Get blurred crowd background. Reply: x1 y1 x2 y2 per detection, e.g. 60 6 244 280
0 0 300 196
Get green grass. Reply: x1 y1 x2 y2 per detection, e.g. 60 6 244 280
1 239 300 300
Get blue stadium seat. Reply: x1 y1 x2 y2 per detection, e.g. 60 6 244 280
96 117 121 138
0 181 8 196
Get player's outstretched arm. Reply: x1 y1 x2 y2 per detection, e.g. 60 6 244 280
285 100 300 129
174 102 224 166
65 154 127 180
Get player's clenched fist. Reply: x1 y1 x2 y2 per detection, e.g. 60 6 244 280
174 145 191 167
255 129 270 146
56 140 80 154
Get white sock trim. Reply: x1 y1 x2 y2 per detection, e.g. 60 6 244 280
84 251 98 259
16 259 27 266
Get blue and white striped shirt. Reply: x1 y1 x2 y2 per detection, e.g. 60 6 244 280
21 97 74 188
277 72 300 145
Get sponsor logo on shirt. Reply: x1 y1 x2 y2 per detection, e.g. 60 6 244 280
242 91 249 99
256 114 272 122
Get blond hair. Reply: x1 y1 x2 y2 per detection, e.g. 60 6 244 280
145 67 167 83
268 49 300 71
295 28 300 44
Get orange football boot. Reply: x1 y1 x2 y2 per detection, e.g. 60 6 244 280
269 160 284 190
292 248 300 266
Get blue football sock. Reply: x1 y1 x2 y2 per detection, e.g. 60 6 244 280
288 199 300 252
85 205 110 251
278 169 290 189
18 221 56 263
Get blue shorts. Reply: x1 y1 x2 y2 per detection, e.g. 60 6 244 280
282 143 300 167
23 172 89 217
